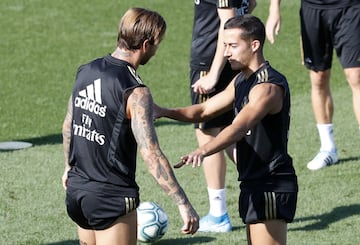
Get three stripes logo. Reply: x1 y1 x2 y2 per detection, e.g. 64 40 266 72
74 78 107 117
264 192 277 220
125 197 137 214
257 69 269 84
127 66 143 85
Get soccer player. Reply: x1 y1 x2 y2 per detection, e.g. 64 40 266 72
155 14 298 244
266 0 360 170
188 0 256 232
299 0 360 170
62 8 199 245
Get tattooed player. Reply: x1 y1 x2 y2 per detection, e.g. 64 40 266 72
62 7 199 245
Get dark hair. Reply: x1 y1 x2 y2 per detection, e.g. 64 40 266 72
224 14 265 48
117 7 167 50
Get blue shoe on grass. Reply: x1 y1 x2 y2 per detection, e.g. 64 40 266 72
198 212 232 232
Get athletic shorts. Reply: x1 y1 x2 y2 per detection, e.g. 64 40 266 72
190 62 238 129
66 186 139 230
300 4 360 71
239 191 297 224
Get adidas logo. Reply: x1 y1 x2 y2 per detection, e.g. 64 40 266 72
74 78 107 117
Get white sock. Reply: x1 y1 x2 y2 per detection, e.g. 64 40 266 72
317 124 336 152
208 187 227 217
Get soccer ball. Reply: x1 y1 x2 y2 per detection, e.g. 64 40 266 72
137 201 169 243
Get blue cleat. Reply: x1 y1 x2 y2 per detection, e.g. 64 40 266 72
198 212 232 232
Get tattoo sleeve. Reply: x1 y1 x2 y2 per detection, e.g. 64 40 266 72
129 88 188 206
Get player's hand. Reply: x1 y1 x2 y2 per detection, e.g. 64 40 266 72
265 8 281 44
192 75 216 94
179 149 205 168
178 203 199 235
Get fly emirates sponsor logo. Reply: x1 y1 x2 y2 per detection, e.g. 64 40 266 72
73 123 105 145
74 78 107 117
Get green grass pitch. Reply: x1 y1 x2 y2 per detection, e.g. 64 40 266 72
0 0 359 244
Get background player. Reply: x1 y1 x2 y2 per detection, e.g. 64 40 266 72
189 0 256 232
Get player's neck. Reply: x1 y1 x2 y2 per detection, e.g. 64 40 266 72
111 47 140 69
243 57 266 79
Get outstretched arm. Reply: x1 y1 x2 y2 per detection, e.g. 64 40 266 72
180 83 284 166
127 86 199 234
154 80 235 122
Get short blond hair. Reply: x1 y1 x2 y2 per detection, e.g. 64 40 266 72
117 7 166 50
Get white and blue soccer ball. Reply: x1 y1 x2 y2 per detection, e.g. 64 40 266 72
137 201 169 243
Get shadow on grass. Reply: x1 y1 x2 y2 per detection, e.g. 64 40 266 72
232 225 244 232
149 236 216 244
290 204 360 231
45 241 78 245
44 236 215 245
337 156 360 164
0 134 62 152
21 133 63 146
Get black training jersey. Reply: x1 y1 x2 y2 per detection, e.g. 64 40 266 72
302 0 359 8
67 54 145 193
190 0 250 70
234 62 297 193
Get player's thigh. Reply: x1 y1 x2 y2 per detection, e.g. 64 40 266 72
247 220 287 245
225 143 236 163
95 210 137 245
344 67 360 88
77 226 96 245
195 127 221 143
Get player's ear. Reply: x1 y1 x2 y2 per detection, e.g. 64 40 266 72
251 39 261 53
142 39 151 51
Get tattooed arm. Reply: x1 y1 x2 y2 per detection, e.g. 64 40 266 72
126 87 199 234
62 96 73 190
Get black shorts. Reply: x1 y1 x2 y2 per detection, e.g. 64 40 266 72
66 186 139 230
190 62 238 129
300 4 360 71
239 191 297 224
